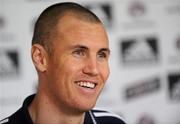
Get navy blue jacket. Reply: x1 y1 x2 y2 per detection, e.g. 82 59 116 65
0 95 126 124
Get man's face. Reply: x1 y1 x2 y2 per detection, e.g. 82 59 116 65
46 15 110 112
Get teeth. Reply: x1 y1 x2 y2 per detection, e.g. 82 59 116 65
77 81 95 89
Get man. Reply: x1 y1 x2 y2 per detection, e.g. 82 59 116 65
0 2 126 124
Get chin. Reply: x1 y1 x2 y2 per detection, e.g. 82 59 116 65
72 102 95 113
76 101 96 113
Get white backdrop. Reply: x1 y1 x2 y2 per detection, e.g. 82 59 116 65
0 0 180 124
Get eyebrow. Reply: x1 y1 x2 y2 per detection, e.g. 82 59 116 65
99 48 110 55
72 45 88 50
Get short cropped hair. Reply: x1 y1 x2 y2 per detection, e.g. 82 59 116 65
32 2 101 54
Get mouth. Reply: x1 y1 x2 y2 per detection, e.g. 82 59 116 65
75 81 97 89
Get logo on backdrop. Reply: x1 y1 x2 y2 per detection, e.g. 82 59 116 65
121 1 156 29
176 37 180 51
124 77 161 100
85 3 112 29
137 113 156 124
0 16 15 42
0 49 19 79
120 36 159 66
0 16 5 30
165 4 180 15
128 1 146 17
168 35 180 64
168 73 180 101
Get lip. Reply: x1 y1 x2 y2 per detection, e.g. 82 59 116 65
74 80 98 96
74 80 98 85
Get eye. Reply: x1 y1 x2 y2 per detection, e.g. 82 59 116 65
72 49 86 57
97 51 108 60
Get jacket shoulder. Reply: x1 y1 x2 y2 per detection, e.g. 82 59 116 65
91 108 126 124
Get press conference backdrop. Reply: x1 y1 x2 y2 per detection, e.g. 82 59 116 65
0 0 180 124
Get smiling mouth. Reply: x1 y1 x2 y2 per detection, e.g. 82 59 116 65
75 81 97 89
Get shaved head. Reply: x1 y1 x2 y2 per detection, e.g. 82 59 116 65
32 2 102 54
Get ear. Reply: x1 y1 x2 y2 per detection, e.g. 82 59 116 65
31 44 49 72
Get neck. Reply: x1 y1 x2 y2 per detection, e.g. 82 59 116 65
28 92 85 124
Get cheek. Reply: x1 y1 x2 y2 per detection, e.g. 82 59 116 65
59 60 83 77
100 63 110 81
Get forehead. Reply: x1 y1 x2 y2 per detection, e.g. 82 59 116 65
53 15 109 48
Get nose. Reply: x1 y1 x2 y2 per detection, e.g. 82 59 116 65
82 57 99 76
